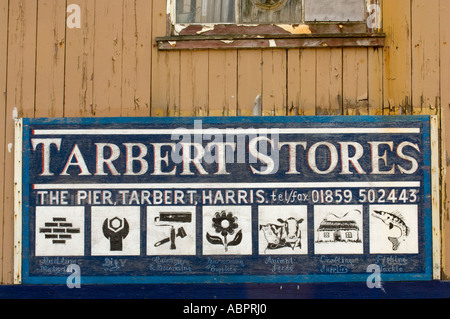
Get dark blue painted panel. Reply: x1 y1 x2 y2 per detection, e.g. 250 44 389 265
19 116 434 285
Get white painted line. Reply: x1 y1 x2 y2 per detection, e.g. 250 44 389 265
33 181 421 190
32 127 421 135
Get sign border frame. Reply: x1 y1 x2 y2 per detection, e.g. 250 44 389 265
14 115 438 285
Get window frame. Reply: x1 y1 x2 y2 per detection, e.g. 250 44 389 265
157 0 385 50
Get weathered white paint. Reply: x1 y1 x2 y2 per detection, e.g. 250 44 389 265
197 24 216 34
278 24 312 34
13 119 23 284
431 115 441 280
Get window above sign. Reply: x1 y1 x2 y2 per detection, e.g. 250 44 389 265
157 0 384 50
175 0 366 24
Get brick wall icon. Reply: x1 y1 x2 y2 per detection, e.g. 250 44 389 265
39 217 81 244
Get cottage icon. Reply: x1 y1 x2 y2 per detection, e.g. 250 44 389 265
315 209 363 244
316 219 361 243
314 207 364 255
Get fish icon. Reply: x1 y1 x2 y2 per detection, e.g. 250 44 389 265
372 210 409 251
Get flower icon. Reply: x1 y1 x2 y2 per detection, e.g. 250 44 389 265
212 211 239 237
207 210 242 252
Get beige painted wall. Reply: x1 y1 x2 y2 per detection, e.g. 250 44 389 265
0 0 449 284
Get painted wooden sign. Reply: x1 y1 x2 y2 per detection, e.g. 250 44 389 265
15 116 437 284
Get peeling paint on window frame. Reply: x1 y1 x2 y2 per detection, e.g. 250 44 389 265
157 0 384 50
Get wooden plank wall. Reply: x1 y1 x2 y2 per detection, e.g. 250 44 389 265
0 0 449 284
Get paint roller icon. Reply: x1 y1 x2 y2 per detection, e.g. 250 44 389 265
154 212 191 250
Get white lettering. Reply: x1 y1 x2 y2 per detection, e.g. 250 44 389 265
96 143 121 176
369 141 395 174
124 143 148 175
180 143 208 175
31 138 62 176
279 142 307 174
249 136 278 175
61 144 91 176
153 143 177 175
205 142 236 175
308 142 338 174
397 141 420 174
339 142 366 174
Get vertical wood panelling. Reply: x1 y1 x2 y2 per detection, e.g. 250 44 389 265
299 49 316 115
6 0 37 118
121 0 152 117
92 0 123 116
208 50 238 116
262 49 287 116
179 51 193 116
316 48 343 115
382 0 411 114
150 0 171 116
368 47 384 115
411 0 440 115
180 50 210 116
34 0 66 118
287 49 300 116
0 0 9 285
4 0 38 284
342 48 368 115
192 51 209 116
64 0 95 117
237 50 262 116
166 51 181 116
439 0 450 279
